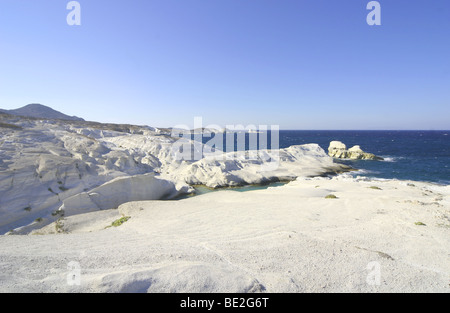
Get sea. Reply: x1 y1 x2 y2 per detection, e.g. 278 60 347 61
199 130 450 186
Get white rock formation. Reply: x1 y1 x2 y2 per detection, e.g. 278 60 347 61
328 141 348 158
0 115 187 234
58 173 186 217
328 141 383 160
170 144 348 188
0 114 350 234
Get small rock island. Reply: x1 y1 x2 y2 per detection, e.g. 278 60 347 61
328 141 384 161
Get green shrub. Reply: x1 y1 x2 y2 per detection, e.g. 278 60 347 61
110 216 131 227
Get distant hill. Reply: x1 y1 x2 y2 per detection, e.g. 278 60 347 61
0 104 84 121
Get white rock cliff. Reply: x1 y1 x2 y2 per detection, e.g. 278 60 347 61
0 113 350 234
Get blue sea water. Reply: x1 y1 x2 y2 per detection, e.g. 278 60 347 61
200 130 450 185
277 130 450 185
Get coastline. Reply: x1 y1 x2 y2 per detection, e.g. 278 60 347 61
1 115 449 293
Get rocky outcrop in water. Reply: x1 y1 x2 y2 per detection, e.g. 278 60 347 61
328 141 383 160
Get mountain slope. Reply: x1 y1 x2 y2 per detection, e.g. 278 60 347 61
0 103 84 121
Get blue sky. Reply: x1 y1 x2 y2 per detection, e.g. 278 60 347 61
0 0 449 129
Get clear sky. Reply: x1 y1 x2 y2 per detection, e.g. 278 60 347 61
0 0 449 129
